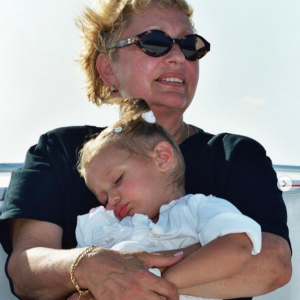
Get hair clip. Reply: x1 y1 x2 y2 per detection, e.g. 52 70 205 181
142 111 156 123
111 126 123 133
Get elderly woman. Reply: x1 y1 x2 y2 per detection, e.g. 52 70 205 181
0 0 291 300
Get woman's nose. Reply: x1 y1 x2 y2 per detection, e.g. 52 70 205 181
165 44 185 64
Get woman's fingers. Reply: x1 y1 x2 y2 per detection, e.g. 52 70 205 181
91 269 178 300
98 257 179 300
87 267 178 300
137 250 184 269
70 270 178 300
135 269 179 300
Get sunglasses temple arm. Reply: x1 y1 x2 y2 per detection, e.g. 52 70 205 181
107 36 135 50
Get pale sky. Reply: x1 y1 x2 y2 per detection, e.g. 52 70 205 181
0 0 299 165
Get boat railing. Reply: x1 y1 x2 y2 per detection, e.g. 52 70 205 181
1 162 300 202
0 163 24 173
2 163 300 173
2 163 300 195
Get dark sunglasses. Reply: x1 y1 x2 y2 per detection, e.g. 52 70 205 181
107 30 210 61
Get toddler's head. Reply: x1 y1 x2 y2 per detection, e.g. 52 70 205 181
78 97 185 221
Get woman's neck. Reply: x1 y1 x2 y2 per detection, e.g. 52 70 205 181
151 107 186 143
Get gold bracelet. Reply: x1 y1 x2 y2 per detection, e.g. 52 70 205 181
70 245 97 299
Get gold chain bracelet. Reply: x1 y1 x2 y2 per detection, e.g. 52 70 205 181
70 245 97 299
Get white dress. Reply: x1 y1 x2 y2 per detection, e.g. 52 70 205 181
76 194 262 300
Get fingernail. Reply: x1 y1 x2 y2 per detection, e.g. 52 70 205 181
174 251 183 257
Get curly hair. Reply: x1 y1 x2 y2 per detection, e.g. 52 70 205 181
76 0 194 106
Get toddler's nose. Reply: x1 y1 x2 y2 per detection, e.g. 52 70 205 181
106 193 120 210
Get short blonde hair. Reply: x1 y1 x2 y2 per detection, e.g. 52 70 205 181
78 97 185 189
76 0 194 106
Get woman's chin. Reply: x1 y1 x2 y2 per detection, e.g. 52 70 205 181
156 93 189 110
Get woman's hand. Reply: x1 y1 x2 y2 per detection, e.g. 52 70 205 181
74 248 183 300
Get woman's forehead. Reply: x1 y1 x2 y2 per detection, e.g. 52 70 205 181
123 6 193 37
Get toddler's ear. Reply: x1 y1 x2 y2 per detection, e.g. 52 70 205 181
153 141 174 172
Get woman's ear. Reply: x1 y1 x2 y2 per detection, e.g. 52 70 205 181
153 141 174 173
96 53 117 88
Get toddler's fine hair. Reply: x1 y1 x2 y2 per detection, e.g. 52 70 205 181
77 97 185 189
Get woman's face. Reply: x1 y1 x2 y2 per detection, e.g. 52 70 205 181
112 5 199 115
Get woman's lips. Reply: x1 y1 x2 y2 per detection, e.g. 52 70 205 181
157 80 184 87
114 203 128 220
156 76 185 87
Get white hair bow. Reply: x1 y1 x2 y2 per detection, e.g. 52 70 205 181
142 111 156 123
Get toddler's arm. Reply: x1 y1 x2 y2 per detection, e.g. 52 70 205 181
162 232 252 289
162 194 261 290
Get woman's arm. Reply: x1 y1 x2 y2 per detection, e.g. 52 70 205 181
8 218 183 300
172 232 292 299
8 219 76 299
162 233 252 289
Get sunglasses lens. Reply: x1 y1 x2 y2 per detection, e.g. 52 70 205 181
181 35 208 61
137 31 209 61
140 31 171 57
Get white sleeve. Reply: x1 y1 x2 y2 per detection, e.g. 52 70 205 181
190 194 261 255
